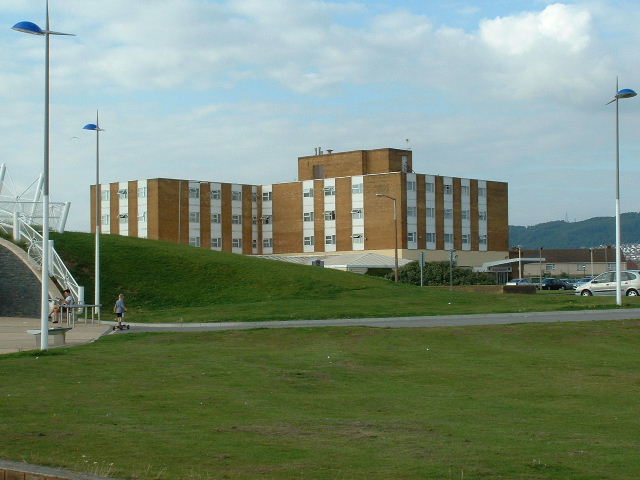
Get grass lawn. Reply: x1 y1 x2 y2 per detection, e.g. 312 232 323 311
2 321 640 479
50 232 640 323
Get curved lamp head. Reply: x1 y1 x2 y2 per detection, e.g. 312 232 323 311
616 88 637 99
12 21 44 35
83 124 103 132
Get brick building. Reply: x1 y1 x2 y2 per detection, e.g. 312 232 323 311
90 148 509 266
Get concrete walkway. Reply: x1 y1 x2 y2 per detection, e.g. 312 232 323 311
0 317 111 355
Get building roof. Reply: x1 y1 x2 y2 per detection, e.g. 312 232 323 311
512 248 625 263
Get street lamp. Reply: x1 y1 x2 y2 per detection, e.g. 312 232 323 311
607 81 636 306
12 1 74 350
538 246 543 289
589 247 594 278
83 113 104 320
376 193 399 282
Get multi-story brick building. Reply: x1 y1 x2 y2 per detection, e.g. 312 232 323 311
90 148 509 266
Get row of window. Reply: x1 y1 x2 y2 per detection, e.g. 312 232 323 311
407 207 487 220
407 232 487 245
407 181 486 197
101 187 147 201
101 212 147 224
303 183 363 198
190 237 274 249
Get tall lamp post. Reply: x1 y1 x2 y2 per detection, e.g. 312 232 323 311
376 193 399 282
538 246 543 289
83 113 103 319
607 81 636 306
12 1 74 350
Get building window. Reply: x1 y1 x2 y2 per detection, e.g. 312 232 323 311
303 212 315 222
479 211 487 221
323 186 336 196
189 236 200 247
444 184 452 195
407 207 417 217
211 190 221 200
262 191 272 201
263 238 273 248
101 214 110 225
407 181 416 192
546 263 556 271
304 236 314 246
252 216 258 225
303 187 314 198
232 190 242 201
426 182 435 193
352 234 364 244
351 208 363 219
444 233 454 243
232 214 242 224
101 190 110 201
252 192 257 202
324 210 336 221
211 237 222 248
189 211 200 223
352 183 363 194
461 185 469 196
138 187 147 198
478 187 487 197
262 215 272 224
118 214 128 223
426 207 435 218
189 187 199 199
479 234 487 245
325 235 336 245
232 238 242 248
462 234 470 244
211 213 221 224
444 209 453 219
461 210 470 220
252 239 257 248
426 232 436 243
407 232 417 242
137 211 147 222
118 189 128 199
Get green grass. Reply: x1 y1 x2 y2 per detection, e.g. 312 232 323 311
51 232 640 323
1 322 639 479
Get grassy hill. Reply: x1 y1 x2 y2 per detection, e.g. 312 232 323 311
49 232 635 322
509 212 640 249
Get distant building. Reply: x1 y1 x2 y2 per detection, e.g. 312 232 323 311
90 148 509 266
511 247 630 278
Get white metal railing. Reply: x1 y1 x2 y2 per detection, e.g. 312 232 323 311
0 212 82 303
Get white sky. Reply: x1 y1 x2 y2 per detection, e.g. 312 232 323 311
1 0 640 231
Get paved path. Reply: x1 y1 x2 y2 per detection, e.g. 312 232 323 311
120 308 640 333
4 309 640 354
0 317 111 355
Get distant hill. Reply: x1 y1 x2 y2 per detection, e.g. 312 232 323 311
509 212 640 249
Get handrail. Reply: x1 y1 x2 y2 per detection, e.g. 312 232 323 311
0 212 82 302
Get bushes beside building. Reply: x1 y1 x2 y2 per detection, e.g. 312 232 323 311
388 261 496 286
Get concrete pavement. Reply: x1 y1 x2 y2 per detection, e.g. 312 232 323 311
0 317 112 355
4 308 640 354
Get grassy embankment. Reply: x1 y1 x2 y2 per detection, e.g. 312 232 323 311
51 232 637 323
1 322 639 479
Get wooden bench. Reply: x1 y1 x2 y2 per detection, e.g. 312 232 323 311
27 327 73 347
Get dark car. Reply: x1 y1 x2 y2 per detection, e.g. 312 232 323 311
541 278 569 290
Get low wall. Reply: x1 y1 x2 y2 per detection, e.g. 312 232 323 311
0 458 121 480
441 285 537 294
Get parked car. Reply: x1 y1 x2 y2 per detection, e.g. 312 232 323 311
540 278 570 290
573 277 594 289
575 270 640 296
506 278 534 286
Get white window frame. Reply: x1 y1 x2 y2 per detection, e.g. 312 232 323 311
323 186 336 196
352 183 363 194
211 213 221 224
101 190 110 201
426 182 435 193
189 211 200 223
478 187 487 197
262 191 272 201
232 214 242 225
324 210 336 220
304 236 315 246
325 235 336 245
303 188 314 198
263 238 273 248
444 208 453 219
407 181 416 192
303 212 315 222
211 190 221 200
407 232 417 242
189 187 200 199
101 214 110 225
232 190 242 201
426 207 435 218
232 238 242 248
444 184 452 195
407 206 417 217
189 236 201 247
351 208 363 219
211 237 222 248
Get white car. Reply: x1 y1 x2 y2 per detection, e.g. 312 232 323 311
506 278 534 286
575 270 640 296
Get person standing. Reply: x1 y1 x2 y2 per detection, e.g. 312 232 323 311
113 294 127 328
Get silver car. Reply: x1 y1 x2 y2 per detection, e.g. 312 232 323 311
575 270 640 296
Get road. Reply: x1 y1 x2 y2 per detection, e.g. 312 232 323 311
118 308 640 333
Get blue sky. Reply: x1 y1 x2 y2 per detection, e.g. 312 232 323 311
1 0 640 233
